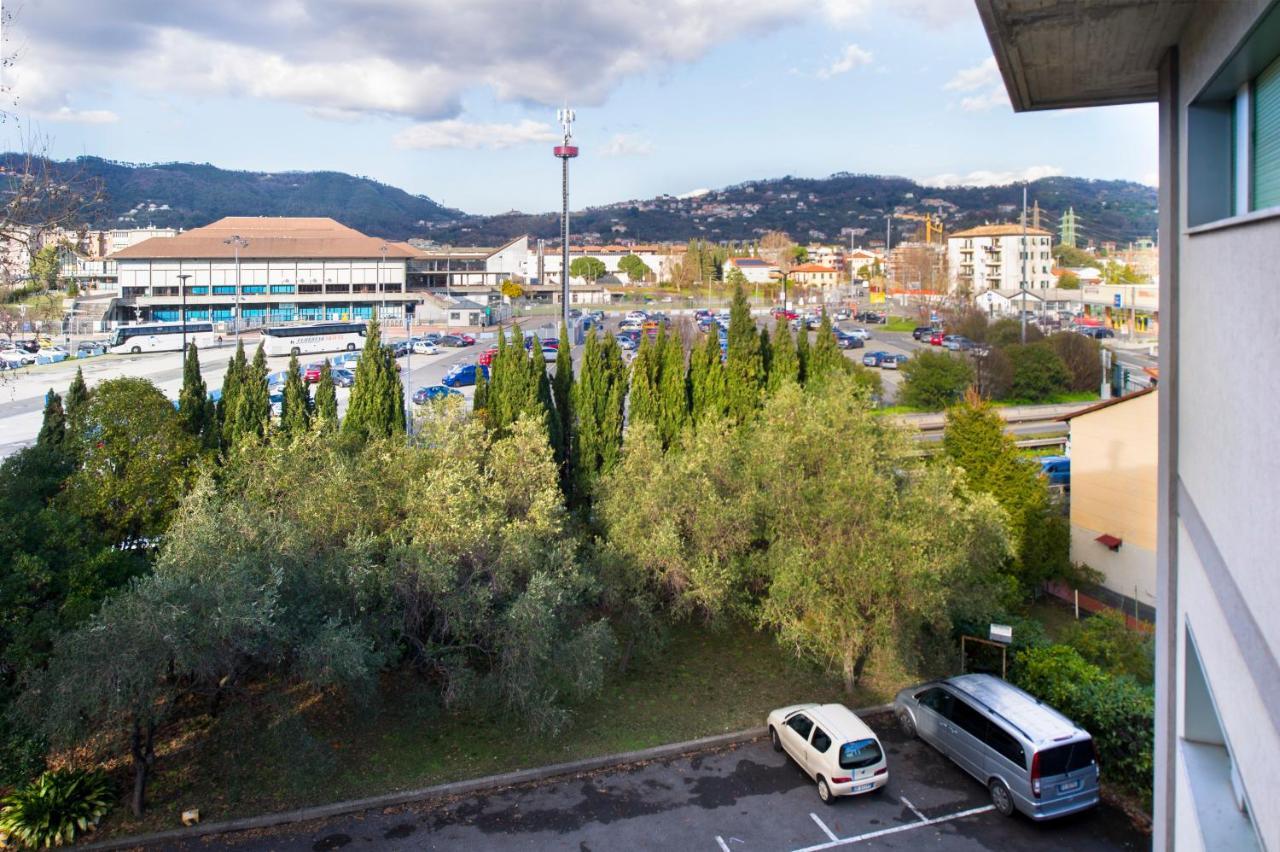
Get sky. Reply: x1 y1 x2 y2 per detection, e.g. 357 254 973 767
1 0 1158 216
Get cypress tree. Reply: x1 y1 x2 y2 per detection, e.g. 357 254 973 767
343 318 404 440
65 367 90 434
280 352 311 438
315 360 338 432
768 318 798 391
627 333 661 429
219 340 248 447
232 341 270 443
759 326 773 388
689 327 727 424
655 328 688 449
534 343 559 452
572 330 626 497
794 318 811 386
723 283 764 421
807 311 844 389
178 342 210 443
473 361 490 416
36 390 66 449
552 322 575 492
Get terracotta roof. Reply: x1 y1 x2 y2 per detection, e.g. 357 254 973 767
1058 386 1156 422
729 258 771 267
109 217 420 260
791 263 837 273
949 224 1053 239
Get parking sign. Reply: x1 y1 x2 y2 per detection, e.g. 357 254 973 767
1113 293 1122 308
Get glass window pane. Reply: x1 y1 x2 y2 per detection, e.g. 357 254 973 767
1254 55 1280 210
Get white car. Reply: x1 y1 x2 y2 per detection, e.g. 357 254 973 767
845 327 870 341
0 349 35 367
412 341 439 355
767 703 889 804
625 310 648 322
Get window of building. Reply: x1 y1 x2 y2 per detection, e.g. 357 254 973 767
1188 7 1280 225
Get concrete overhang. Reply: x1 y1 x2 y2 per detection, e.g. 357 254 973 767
975 0 1196 111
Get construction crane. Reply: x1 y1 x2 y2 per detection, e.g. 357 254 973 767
893 212 945 244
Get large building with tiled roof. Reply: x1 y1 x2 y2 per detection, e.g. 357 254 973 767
945 222 1054 294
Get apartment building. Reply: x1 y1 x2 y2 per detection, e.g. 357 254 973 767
723 256 778 284
978 1 1280 848
946 223 1054 293
788 263 839 288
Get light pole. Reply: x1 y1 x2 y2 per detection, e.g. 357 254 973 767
554 107 578 334
224 235 248 340
379 243 389 322
443 244 452 299
177 272 191 352
1020 183 1028 344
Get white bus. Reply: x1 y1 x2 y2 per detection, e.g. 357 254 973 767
108 322 221 354
261 321 367 357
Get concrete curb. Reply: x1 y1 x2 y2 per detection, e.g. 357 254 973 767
82 703 896 850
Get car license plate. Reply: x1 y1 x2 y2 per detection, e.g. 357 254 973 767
1058 779 1081 793
852 782 874 793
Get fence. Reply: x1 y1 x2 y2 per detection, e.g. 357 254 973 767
1043 580 1154 633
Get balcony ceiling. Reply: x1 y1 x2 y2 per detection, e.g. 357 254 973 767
975 0 1196 111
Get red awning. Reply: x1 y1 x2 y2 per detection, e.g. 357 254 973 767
1095 533 1123 551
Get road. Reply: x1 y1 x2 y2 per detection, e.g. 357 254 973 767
0 322 563 459
157 712 1145 851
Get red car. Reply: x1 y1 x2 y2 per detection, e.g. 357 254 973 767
929 331 945 346
458 333 477 346
772 308 800 321
477 346 499 367
303 362 325 383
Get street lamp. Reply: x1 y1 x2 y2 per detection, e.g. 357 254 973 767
223 235 248 339
177 272 191 352
443 244 452 299
379 243 389 321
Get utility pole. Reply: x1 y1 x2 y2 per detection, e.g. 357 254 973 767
554 107 578 333
177 272 191 353
224 235 248 340
379 243 388 322
1020 184 1028 344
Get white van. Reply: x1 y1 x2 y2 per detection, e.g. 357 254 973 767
767 703 889 804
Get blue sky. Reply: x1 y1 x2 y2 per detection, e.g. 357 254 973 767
5 0 1156 216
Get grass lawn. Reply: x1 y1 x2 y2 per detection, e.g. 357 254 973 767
995 390 1100 406
94 622 900 840
882 317 919 333
1027 597 1083 642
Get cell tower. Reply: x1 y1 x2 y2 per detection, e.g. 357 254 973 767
554 107 578 332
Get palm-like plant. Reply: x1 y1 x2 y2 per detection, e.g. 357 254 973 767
0 769 113 848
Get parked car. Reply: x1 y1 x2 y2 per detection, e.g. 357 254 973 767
477 346 500 367
541 346 559 363
268 390 284 419
385 341 410 358
805 315 823 330
568 308 583 319
330 368 355 387
617 335 638 352
588 310 605 322
625 310 648 322
438 335 467 347
413 385 463 405
912 326 936 341
619 319 643 332
332 352 361 371
767 703 889 804
894 674 1099 821
35 348 69 365
856 311 887 324
943 336 976 352
694 309 713 321
834 308 852 321
441 363 489 387
412 339 439 355
929 331 946 346
880 354 910 369
75 342 107 357
303 363 325 383
843 327 871 341
458 334 477 346
1 348 35 367
772 308 800 321
835 332 865 350
1081 327 1115 339
862 351 890 367
1039 455 1071 488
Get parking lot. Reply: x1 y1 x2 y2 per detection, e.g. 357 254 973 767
171 713 1145 851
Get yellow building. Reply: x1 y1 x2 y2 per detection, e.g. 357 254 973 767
788 263 839 288
1062 388 1158 611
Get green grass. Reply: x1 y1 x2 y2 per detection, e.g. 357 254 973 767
93 622 901 839
994 390 1100 407
1027 598 1082 642
882 317 920 333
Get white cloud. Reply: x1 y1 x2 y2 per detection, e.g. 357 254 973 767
600 134 655 157
920 165 1064 188
959 87 1010 112
943 57 1000 92
817 44 873 79
889 0 974 29
392 119 558 151
7 0 880 122
1141 172 1159 187
43 106 119 124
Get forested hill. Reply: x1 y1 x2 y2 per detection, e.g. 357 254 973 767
433 173 1158 247
2 155 463 239
9 155 1156 247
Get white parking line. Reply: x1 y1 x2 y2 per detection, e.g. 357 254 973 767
899 796 928 823
809 813 839 842
789 805 996 852
715 836 731 852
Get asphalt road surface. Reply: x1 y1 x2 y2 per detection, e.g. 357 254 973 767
160 713 1146 852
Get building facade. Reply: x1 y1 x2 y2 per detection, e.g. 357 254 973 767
788 263 839 288
1063 389 1159 612
946 224 1054 293
723 256 778 284
979 1 1280 848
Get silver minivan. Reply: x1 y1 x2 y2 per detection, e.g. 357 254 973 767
893 674 1099 820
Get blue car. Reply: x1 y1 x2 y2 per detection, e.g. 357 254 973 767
1039 455 1071 488
862 351 891 367
441 363 489 388
413 385 463 404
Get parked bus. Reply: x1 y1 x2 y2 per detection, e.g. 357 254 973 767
261 321 367 357
108 322 220 354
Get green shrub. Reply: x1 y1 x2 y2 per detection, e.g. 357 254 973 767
0 768 112 848
1007 342 1070 402
1064 609 1154 685
899 351 974 410
1012 644 1153 799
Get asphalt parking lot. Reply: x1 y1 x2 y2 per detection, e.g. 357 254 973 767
169 713 1146 852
